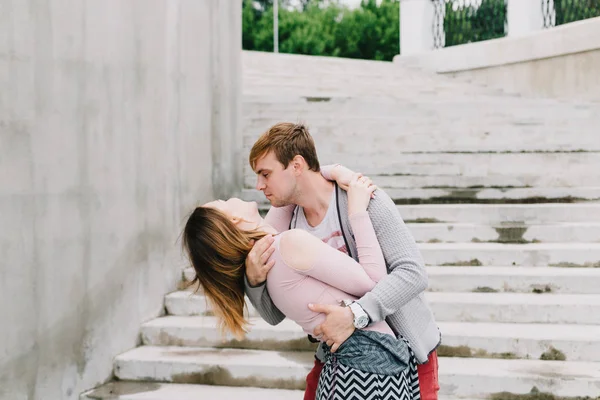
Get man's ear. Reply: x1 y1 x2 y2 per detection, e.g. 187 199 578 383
291 155 306 175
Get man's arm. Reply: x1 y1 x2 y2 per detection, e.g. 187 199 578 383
244 233 286 326
311 188 428 350
244 275 286 326
356 189 428 323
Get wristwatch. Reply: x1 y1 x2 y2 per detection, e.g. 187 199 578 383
341 299 370 329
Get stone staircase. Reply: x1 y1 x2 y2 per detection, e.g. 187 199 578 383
82 52 600 399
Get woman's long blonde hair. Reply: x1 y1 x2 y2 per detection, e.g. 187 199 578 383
182 206 267 339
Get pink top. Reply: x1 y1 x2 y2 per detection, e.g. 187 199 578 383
265 209 395 338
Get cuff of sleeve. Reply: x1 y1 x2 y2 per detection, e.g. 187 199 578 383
356 292 384 324
244 274 266 289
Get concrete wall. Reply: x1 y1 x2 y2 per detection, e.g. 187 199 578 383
395 17 600 101
0 1 241 399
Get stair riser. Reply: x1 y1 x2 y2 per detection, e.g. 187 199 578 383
246 152 600 179
141 326 312 352
241 115 600 153
421 247 600 267
428 273 600 294
115 357 600 397
439 336 600 362
183 266 600 294
431 302 600 325
244 187 600 205
440 373 598 398
398 204 600 224
245 173 600 191
114 360 309 391
408 224 600 244
142 325 600 362
165 295 258 318
81 382 304 400
166 294 599 325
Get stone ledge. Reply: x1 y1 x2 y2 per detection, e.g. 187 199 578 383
394 17 600 73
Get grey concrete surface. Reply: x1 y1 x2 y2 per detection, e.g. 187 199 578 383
0 1 241 399
81 382 304 400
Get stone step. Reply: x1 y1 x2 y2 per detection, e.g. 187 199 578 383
141 316 600 362
428 292 600 325
243 96 598 118
427 266 600 294
438 321 600 362
243 74 475 94
242 52 511 102
244 155 600 189
114 346 313 391
243 186 600 205
396 203 600 224
406 222 600 243
183 266 600 294
141 316 312 352
243 51 399 71
165 291 214 317
242 51 474 84
165 291 600 325
81 381 476 400
243 152 600 181
114 346 600 397
242 90 598 108
241 107 600 154
385 187 600 204
165 290 260 318
80 381 304 400
242 123 600 154
371 173 600 190
251 202 600 224
419 242 600 267
243 80 505 99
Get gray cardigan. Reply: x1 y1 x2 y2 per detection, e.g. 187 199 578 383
244 185 441 363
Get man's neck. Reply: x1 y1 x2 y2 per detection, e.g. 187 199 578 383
295 173 335 227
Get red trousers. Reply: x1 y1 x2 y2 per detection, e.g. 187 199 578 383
303 351 440 400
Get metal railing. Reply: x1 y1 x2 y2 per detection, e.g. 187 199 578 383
433 0 600 50
433 0 507 49
543 0 600 28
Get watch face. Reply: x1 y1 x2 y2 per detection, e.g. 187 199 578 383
355 315 369 329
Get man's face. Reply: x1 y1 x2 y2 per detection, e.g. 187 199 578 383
254 151 297 207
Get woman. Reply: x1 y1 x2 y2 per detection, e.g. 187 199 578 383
182 174 420 400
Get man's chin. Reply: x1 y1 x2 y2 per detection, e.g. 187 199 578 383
267 197 288 208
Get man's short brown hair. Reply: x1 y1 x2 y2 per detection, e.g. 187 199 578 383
249 122 321 172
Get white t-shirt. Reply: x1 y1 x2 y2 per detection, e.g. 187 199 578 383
293 189 348 255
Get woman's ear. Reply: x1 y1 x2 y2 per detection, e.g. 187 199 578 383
230 214 242 225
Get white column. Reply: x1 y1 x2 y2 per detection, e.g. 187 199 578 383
400 0 436 55
273 0 279 53
508 0 553 37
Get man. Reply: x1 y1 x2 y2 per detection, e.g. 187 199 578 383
244 122 441 400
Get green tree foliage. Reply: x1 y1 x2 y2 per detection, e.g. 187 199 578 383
243 0 400 61
243 0 600 59
444 0 506 47
555 0 600 25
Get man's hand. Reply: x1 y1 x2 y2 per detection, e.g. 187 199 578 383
245 235 276 286
309 303 355 353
